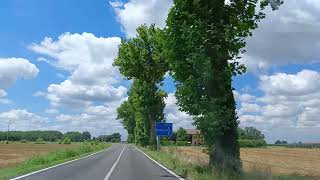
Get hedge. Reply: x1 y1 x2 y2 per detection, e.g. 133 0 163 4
239 139 266 148
161 141 175 146
176 141 188 146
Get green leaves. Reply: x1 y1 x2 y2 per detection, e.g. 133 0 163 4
114 25 168 146
165 0 270 171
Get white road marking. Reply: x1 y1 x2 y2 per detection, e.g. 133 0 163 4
133 145 185 180
104 145 126 180
11 147 113 180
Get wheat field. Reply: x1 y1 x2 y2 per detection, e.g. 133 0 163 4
161 146 320 178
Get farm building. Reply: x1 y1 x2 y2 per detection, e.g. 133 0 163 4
186 129 203 146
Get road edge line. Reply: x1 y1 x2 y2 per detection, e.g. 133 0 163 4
104 145 126 180
11 146 113 180
134 145 185 180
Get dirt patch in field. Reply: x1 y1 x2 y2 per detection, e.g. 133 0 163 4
162 146 320 177
0 143 78 168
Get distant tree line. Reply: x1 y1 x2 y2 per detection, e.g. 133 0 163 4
0 130 93 142
275 140 288 145
97 133 121 143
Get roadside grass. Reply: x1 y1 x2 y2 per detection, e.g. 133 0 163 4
140 146 314 180
0 142 111 180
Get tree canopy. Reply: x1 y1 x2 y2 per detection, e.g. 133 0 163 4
239 126 265 140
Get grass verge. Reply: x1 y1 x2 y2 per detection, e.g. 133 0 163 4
0 143 111 180
139 146 314 180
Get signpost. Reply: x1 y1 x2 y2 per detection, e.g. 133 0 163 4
155 122 173 151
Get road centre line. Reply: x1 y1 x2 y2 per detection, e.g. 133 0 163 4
104 145 126 180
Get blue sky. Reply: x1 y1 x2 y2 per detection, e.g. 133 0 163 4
0 0 319 143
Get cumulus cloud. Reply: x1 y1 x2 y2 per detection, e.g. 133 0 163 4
0 58 38 104
164 93 194 130
0 109 48 131
53 102 126 138
0 58 39 89
29 32 128 138
110 0 173 37
242 0 320 71
30 33 126 108
236 69 320 142
110 0 320 70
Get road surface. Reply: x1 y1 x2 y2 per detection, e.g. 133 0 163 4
13 144 181 180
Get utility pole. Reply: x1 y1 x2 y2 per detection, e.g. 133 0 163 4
6 119 10 142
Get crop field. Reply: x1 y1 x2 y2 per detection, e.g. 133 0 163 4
161 146 320 178
0 143 78 168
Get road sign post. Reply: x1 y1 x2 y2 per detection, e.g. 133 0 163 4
155 122 173 151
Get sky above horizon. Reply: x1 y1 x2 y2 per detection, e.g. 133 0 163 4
0 0 319 143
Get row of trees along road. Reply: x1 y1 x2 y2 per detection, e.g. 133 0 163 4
115 0 274 172
0 131 91 142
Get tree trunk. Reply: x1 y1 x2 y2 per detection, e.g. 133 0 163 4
204 55 241 171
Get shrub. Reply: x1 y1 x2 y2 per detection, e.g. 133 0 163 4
20 139 28 143
90 140 98 146
239 139 266 148
35 138 45 144
63 137 71 144
57 140 62 144
176 141 188 146
161 141 175 146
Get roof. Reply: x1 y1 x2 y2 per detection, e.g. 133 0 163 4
186 129 200 135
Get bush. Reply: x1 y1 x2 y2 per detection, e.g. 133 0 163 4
90 141 99 146
35 138 45 144
63 137 71 144
176 141 188 146
20 139 28 143
57 140 62 144
161 141 175 146
239 139 266 148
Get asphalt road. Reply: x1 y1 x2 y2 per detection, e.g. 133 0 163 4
13 144 181 180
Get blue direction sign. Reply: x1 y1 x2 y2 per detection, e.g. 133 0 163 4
155 122 173 137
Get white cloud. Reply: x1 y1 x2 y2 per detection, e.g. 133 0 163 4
0 89 7 98
0 109 48 131
237 69 320 143
33 91 46 97
0 58 39 89
0 99 12 104
109 1 124 8
45 109 59 114
110 0 173 37
260 70 320 96
53 103 126 138
242 0 320 71
29 32 128 138
164 93 194 130
30 33 127 109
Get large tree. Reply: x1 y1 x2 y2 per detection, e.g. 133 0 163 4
114 25 168 147
165 0 269 171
